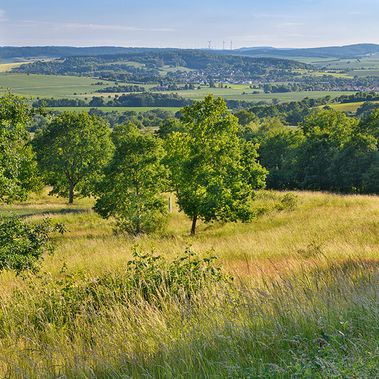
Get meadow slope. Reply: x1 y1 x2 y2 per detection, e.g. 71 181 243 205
0 190 378 378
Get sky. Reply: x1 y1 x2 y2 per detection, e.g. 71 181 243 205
0 0 378 49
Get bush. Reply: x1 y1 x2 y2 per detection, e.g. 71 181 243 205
275 193 299 211
14 248 231 329
0 217 64 274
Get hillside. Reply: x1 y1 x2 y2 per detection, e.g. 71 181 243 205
233 43 379 58
12 50 308 84
1 190 378 377
2 44 379 62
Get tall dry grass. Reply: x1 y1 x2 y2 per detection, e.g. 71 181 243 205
0 190 378 377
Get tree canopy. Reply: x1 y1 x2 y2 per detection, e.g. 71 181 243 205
95 123 168 235
0 93 41 203
166 95 267 234
33 112 113 203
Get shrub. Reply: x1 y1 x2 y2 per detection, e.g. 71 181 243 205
275 193 299 211
0 217 64 274
14 248 231 329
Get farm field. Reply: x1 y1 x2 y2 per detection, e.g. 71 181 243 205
0 62 28 72
0 72 357 104
329 100 379 113
0 73 113 97
310 55 379 77
0 190 378 377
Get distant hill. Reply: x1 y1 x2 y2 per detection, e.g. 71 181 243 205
1 44 379 61
12 49 308 84
232 44 379 59
0 46 158 60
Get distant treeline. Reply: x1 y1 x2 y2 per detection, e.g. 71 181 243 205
235 108 379 194
262 78 379 93
96 85 146 93
33 91 379 128
33 93 192 108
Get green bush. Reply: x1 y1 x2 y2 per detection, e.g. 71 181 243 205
275 193 299 211
0 217 64 274
13 248 231 329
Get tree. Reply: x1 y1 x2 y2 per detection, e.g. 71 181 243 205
0 217 64 275
34 112 113 204
359 108 379 140
157 117 185 139
166 95 267 235
0 93 41 203
95 123 168 235
234 109 258 126
296 109 356 190
258 127 304 189
330 132 377 193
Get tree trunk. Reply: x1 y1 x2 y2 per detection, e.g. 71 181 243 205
68 182 75 205
191 214 198 235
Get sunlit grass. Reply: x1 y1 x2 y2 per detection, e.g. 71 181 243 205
0 190 378 377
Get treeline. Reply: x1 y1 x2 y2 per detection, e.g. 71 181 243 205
109 93 191 107
1 94 266 235
33 93 191 108
1 93 378 237
240 92 379 124
236 109 379 193
96 85 146 93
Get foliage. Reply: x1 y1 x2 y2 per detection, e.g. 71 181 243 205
0 217 64 274
0 93 41 203
33 111 113 203
9 247 230 329
166 95 267 234
95 123 168 235
248 108 379 194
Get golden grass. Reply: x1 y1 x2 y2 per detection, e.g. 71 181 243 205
0 190 378 377
0 62 27 73
0 190 378 281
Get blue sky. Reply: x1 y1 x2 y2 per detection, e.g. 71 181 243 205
0 0 377 48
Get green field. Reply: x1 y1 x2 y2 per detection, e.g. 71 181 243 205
0 73 358 105
328 101 379 113
0 73 113 98
0 190 378 377
310 55 379 77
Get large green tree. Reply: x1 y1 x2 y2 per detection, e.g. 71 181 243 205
166 95 266 235
95 123 168 235
34 112 113 204
258 125 304 190
297 109 356 190
0 93 41 203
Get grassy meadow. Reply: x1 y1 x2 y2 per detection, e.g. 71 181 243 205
0 190 378 377
0 73 113 98
329 101 379 113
